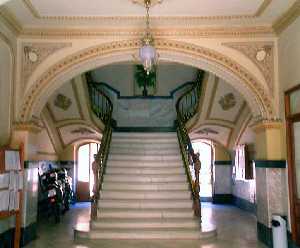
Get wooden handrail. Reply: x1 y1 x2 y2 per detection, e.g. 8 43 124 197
85 73 114 220
175 70 205 219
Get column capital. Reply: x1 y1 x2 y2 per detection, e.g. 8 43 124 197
13 121 44 134
251 119 283 134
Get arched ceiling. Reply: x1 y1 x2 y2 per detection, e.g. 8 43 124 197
188 73 253 149
41 75 103 154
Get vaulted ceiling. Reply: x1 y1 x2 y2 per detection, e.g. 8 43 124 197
1 0 297 32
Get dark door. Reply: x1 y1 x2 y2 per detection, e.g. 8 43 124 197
285 85 300 245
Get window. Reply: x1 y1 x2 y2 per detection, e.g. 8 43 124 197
234 144 253 180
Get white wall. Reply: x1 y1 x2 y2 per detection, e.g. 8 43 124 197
0 40 12 146
91 63 198 96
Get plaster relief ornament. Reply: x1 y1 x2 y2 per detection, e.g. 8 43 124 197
71 127 95 135
22 42 72 87
223 42 274 95
54 94 72 111
219 93 236 111
131 0 163 7
197 128 219 135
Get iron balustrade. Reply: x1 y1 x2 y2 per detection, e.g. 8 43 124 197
175 70 205 218
86 73 113 220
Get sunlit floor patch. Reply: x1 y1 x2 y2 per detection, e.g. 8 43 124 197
25 202 266 248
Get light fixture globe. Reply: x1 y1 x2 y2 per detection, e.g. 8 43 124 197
139 43 156 74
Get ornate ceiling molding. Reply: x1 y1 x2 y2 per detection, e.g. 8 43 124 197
0 5 275 38
273 1 300 34
19 26 275 39
22 0 271 20
22 42 72 87
223 41 275 96
19 39 275 123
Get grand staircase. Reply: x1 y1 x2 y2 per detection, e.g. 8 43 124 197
75 71 216 240
76 132 216 239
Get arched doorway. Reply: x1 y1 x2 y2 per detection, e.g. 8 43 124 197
76 142 100 202
192 140 214 201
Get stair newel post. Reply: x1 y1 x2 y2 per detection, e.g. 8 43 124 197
91 158 100 220
193 152 201 218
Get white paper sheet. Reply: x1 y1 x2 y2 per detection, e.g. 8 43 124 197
5 150 21 171
0 190 9 211
0 173 9 189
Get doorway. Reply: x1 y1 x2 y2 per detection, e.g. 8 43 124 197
192 140 214 201
76 143 100 202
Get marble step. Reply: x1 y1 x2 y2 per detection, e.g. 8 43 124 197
102 182 189 191
108 154 182 161
107 160 183 168
91 218 199 229
110 142 179 150
97 208 194 219
111 137 178 145
112 132 177 138
78 227 202 240
100 190 191 200
104 174 187 183
98 199 193 209
109 147 180 155
105 167 185 175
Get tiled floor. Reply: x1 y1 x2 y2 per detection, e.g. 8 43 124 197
25 202 266 248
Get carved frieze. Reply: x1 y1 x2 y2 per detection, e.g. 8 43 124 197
223 42 275 95
22 42 72 86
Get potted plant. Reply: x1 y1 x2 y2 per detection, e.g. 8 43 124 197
134 65 156 96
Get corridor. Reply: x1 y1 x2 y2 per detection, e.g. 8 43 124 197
25 203 266 248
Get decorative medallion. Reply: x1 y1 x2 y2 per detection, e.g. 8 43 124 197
131 0 163 6
71 127 95 135
197 128 219 135
22 42 72 87
219 93 236 111
223 42 274 95
54 94 72 111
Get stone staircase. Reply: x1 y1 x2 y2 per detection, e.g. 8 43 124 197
75 132 214 240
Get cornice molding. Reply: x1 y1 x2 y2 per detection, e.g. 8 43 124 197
0 6 22 35
22 0 272 21
19 26 275 39
0 3 276 38
273 1 300 34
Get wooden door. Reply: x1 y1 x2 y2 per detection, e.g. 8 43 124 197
285 84 300 245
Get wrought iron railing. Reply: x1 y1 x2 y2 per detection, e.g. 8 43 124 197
85 73 113 220
175 70 205 218
176 70 205 124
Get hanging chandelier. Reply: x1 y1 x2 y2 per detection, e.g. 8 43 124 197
139 0 158 75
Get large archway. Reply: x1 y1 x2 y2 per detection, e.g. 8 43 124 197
19 39 275 123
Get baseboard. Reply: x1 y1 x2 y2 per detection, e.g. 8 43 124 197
200 197 212 202
0 222 37 248
232 195 256 214
212 194 233 204
21 222 38 246
257 222 300 248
